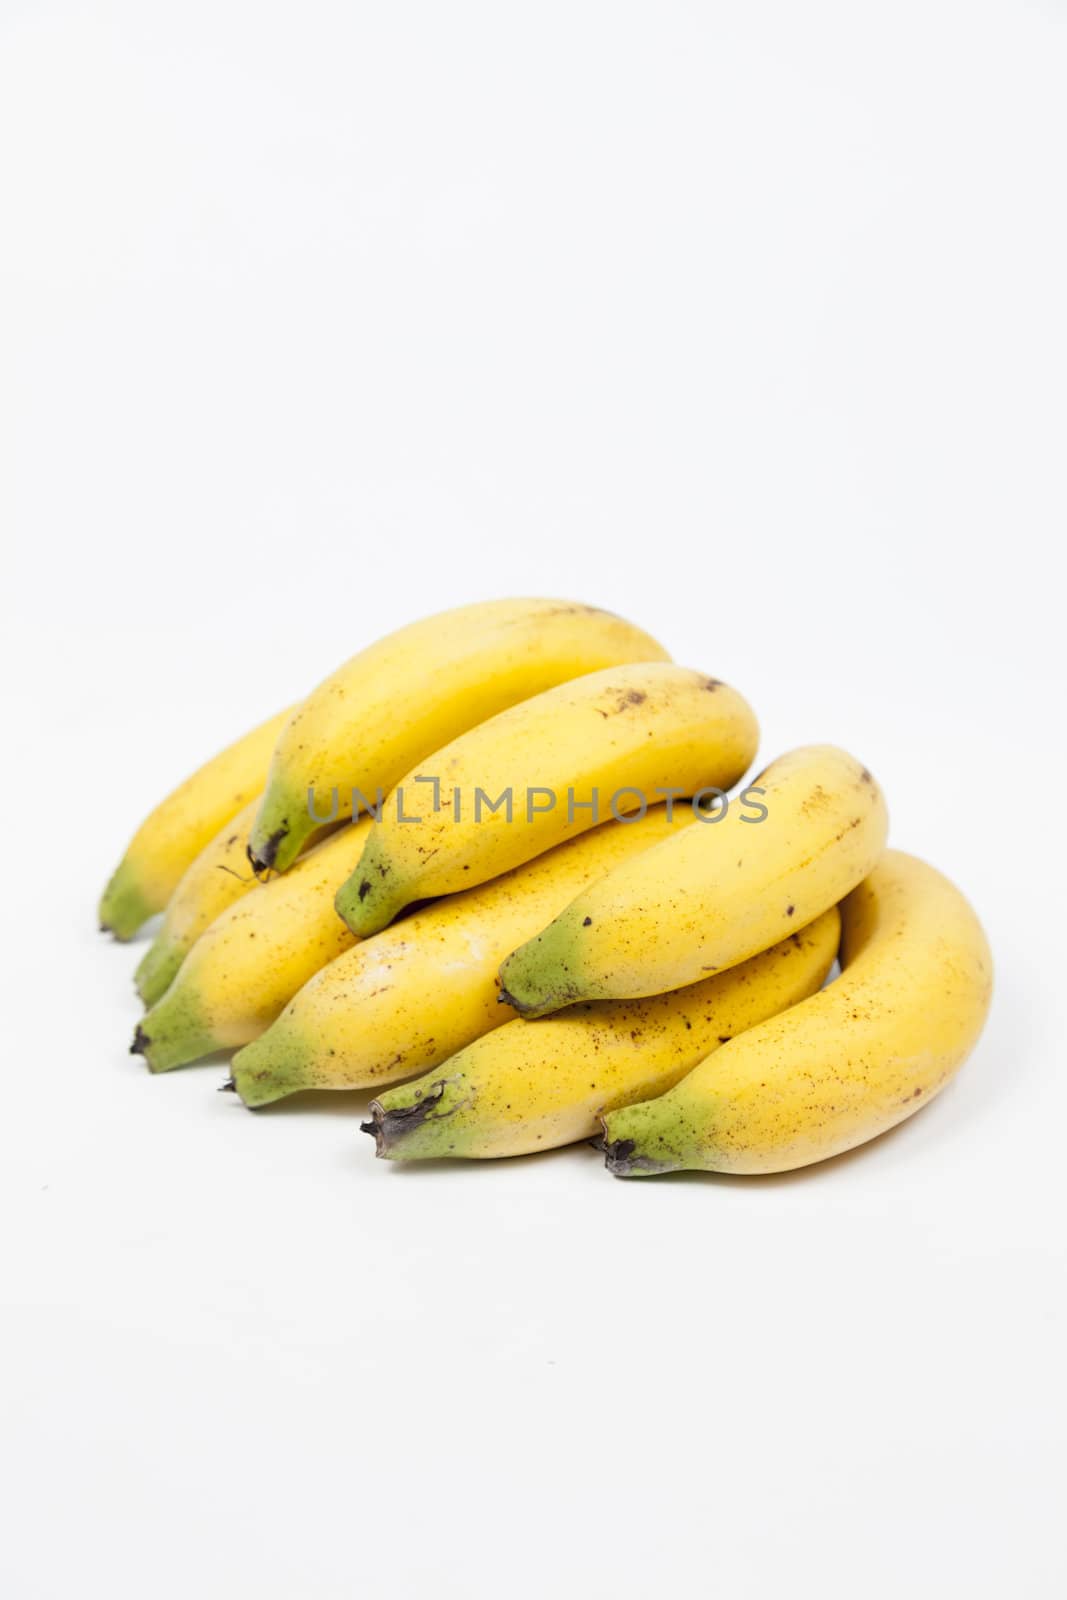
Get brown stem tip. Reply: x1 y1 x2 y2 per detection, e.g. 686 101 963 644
247 824 288 879
130 1024 150 1057
599 1136 638 1175
594 1118 672 1177
598 1136 674 1178
360 1081 449 1158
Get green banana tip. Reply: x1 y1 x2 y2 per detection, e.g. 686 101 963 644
497 985 559 1019
595 1116 679 1178
99 859 157 940
223 1065 290 1110
128 1010 213 1074
495 970 553 1016
101 910 147 940
335 842 413 936
333 881 360 933
129 1021 167 1073
359 1082 449 1160
134 955 175 1009
247 823 288 879
339 887 402 939
130 1022 172 1073
496 955 576 1017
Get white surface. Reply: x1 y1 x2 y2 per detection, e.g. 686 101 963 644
2 4 1065 1596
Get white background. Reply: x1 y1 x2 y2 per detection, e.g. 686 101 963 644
2 3 1065 1596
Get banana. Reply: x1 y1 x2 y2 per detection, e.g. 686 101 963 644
230 807 698 1107
337 664 759 938
133 796 261 1006
599 850 992 1176
133 798 344 1007
248 599 669 875
130 818 372 1072
499 743 886 1016
99 707 293 939
364 908 841 1160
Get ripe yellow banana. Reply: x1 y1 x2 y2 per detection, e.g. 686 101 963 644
230 806 697 1107
133 796 262 1006
99 707 293 939
337 664 759 937
248 598 669 875
133 799 344 1007
499 743 886 1016
365 908 841 1160
600 850 992 1176
131 818 373 1072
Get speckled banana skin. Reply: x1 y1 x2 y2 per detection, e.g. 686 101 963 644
337 664 759 938
131 819 374 1072
365 908 840 1160
600 850 992 1177
248 599 670 875
99 707 293 940
499 743 886 1016
230 806 696 1108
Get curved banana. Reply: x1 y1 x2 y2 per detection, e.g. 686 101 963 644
365 908 840 1160
99 707 293 939
499 743 886 1016
600 850 992 1176
337 664 759 938
133 799 344 1007
130 819 372 1072
248 599 669 875
231 807 696 1107
133 796 262 1006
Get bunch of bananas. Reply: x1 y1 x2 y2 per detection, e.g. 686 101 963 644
101 597 992 1178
